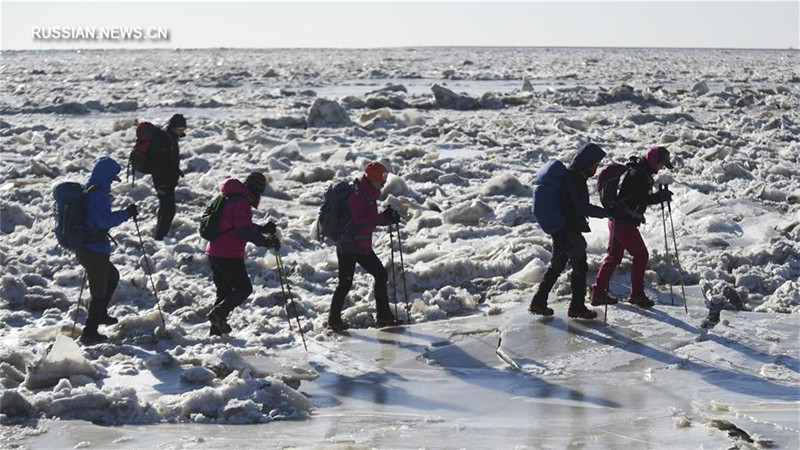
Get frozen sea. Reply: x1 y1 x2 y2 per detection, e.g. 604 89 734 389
0 47 798 448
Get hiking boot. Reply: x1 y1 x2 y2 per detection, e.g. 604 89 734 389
208 311 232 333
590 290 618 307
79 329 108 345
98 314 119 326
375 316 404 327
628 292 655 308
528 303 554 316
567 307 598 320
327 320 349 332
209 324 224 336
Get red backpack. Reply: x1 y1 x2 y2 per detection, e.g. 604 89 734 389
126 122 164 184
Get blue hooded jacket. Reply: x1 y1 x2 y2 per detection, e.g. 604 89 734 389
83 156 131 253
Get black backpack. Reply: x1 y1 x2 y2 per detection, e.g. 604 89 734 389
53 182 102 251
317 180 355 243
199 194 231 241
597 163 629 213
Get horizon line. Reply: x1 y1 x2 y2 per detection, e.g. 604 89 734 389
2 44 798 52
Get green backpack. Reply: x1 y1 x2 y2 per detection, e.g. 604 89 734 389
199 195 231 241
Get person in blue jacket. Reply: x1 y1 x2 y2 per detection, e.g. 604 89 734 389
77 156 138 344
528 143 607 320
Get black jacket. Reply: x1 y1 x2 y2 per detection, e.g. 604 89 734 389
151 129 181 189
616 157 662 225
560 168 606 233
559 143 607 233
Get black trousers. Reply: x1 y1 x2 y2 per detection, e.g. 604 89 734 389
75 247 119 331
154 186 176 240
209 256 253 319
532 230 588 309
330 248 392 322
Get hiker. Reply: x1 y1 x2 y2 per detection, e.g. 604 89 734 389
150 113 187 241
529 143 608 319
328 161 403 331
77 156 139 344
590 146 674 308
205 172 279 336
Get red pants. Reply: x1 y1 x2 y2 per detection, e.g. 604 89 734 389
592 219 649 295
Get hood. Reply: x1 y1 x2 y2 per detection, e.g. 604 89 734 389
220 178 251 196
85 156 121 191
570 143 606 173
645 146 673 172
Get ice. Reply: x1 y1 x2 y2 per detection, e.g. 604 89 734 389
155 374 312 423
1 47 798 447
23 335 99 389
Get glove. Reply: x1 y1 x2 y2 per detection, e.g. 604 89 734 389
263 237 281 251
258 221 277 235
126 204 139 219
382 207 401 225
658 189 673 203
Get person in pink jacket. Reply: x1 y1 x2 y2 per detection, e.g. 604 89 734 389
205 172 279 336
328 161 402 331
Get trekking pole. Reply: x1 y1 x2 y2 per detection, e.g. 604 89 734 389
604 219 617 324
389 228 398 320
275 250 308 351
665 193 688 313
273 252 293 331
659 187 675 306
395 223 411 322
132 217 166 328
71 271 87 339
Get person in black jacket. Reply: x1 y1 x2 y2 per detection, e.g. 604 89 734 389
328 162 402 332
590 146 674 308
529 143 607 319
151 114 186 241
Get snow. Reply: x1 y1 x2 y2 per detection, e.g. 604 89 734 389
0 47 798 447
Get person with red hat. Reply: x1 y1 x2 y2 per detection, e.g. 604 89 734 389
590 146 675 308
328 161 403 331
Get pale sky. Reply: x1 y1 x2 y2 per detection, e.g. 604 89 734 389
1 1 798 50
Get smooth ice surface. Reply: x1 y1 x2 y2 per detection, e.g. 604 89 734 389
17 307 800 448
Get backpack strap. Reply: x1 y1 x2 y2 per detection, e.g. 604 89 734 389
614 167 645 222
81 184 111 244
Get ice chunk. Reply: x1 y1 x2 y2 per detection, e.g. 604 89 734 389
180 366 216 385
24 334 99 389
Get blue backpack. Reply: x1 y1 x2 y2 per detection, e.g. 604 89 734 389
317 180 355 243
53 182 101 251
532 160 568 235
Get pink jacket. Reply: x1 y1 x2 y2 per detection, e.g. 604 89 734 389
205 178 261 259
346 177 389 253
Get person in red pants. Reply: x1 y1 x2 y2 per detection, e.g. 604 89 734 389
591 146 674 308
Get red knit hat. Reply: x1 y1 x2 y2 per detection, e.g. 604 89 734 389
365 161 388 183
